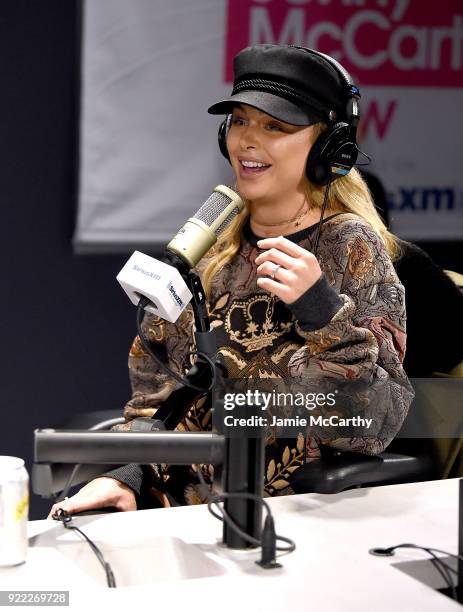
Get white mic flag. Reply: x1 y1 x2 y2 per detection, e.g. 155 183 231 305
117 185 244 323
117 251 192 323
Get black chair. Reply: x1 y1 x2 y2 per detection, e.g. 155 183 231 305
289 445 436 495
289 266 463 495
54 409 124 430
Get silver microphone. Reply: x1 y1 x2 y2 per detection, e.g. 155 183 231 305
166 185 245 268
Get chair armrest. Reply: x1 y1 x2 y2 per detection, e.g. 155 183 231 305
289 452 434 494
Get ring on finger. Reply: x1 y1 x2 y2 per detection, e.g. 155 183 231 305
270 264 282 280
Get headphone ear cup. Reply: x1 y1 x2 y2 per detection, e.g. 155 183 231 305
218 114 232 163
306 130 332 186
306 123 358 186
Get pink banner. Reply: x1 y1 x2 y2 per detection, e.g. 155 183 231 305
225 0 463 87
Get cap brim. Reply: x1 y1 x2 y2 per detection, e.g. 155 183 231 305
208 91 323 126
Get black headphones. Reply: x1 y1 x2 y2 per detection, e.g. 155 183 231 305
218 46 361 186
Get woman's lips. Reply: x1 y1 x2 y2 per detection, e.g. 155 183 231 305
238 161 272 178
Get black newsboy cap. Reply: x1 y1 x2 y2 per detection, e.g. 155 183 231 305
208 44 348 126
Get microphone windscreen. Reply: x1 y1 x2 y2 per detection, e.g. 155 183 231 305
193 186 242 236
167 185 244 268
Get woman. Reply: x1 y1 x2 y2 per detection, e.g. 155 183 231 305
48 44 412 517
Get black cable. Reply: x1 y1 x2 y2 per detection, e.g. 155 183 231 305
185 350 218 392
56 464 80 502
208 492 296 553
136 299 216 394
376 543 463 565
194 466 296 562
354 146 372 166
426 551 457 601
54 417 125 502
52 508 116 588
426 555 458 576
420 546 463 565
313 177 333 257
396 545 457 599
370 543 460 602
426 556 450 582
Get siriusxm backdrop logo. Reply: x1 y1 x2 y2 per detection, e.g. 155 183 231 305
133 264 161 281
389 187 460 211
167 282 184 308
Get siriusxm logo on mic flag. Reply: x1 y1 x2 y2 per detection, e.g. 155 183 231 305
117 251 193 323
167 282 185 308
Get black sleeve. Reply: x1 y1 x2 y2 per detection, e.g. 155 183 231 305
103 464 144 496
102 463 163 510
287 273 343 331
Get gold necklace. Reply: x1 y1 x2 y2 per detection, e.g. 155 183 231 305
254 201 309 228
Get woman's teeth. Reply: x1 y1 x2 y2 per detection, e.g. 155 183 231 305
239 160 271 176
241 160 269 168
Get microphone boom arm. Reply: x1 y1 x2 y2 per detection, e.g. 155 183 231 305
138 256 221 431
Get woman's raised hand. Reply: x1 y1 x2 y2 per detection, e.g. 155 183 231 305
255 235 322 303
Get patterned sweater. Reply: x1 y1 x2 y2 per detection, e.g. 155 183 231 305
106 213 413 506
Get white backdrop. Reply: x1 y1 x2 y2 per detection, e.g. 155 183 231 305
74 0 463 252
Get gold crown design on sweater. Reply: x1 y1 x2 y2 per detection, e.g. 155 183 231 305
224 294 293 352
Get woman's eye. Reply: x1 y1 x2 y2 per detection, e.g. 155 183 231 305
231 117 246 126
266 122 282 131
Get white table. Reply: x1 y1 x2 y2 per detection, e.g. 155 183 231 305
1 479 461 611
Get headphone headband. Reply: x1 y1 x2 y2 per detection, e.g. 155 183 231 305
289 46 361 128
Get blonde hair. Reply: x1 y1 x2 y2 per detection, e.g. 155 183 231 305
202 122 401 299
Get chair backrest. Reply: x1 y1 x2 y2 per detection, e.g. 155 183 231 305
443 269 463 377
428 270 463 478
